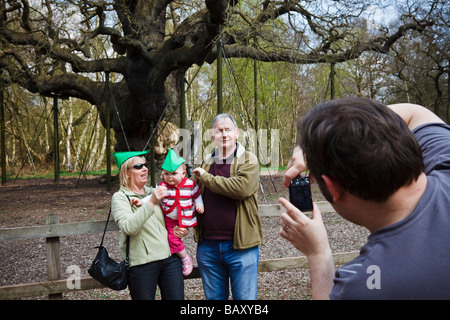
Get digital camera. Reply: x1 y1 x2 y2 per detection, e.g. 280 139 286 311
289 176 313 212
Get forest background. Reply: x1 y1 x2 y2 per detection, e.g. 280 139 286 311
1 0 448 182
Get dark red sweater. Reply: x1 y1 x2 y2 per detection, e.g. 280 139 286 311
201 162 238 240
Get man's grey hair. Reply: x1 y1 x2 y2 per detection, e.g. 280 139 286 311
211 113 238 129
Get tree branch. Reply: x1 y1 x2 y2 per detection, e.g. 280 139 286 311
160 0 239 70
222 19 434 64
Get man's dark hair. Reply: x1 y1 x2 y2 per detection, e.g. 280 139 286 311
299 97 425 203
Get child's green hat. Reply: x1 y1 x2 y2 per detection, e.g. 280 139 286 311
161 149 185 173
113 150 150 169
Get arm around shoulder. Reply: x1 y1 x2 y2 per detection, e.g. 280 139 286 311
388 103 444 131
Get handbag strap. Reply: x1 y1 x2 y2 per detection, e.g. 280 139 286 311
100 202 130 262
99 207 111 247
123 193 132 263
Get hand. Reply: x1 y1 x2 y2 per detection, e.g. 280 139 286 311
130 198 143 206
196 205 204 214
278 197 329 258
279 197 335 300
149 185 167 207
283 146 309 188
173 226 188 238
192 167 206 180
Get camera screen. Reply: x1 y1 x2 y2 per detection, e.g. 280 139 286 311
289 176 313 212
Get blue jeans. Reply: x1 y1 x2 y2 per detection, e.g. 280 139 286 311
197 239 259 300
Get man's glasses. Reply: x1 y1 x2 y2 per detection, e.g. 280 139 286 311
212 128 235 136
132 162 148 170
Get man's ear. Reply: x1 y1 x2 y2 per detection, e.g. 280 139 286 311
322 175 344 202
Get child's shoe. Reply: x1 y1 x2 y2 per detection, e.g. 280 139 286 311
182 255 193 276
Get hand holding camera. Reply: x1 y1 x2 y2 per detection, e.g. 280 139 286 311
289 175 313 212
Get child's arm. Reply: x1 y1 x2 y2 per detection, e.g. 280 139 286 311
130 195 151 207
129 198 142 206
194 194 204 214
189 179 204 213
196 205 204 214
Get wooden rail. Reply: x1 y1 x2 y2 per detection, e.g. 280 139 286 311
0 202 358 299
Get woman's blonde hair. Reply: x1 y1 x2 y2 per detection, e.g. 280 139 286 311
119 156 146 189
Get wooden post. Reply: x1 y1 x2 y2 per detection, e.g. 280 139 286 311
45 213 62 300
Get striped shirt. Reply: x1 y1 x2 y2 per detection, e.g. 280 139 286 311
158 177 203 228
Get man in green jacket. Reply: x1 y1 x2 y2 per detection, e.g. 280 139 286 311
192 113 263 300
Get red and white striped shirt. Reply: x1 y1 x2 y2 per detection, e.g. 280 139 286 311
157 177 203 228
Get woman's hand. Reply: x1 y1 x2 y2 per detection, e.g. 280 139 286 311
148 185 167 207
173 226 189 238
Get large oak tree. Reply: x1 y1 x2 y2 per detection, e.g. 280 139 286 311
0 0 438 151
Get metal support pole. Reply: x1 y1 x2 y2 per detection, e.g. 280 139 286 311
180 71 186 131
447 69 449 124
180 71 187 161
53 96 60 184
217 34 223 115
254 59 258 151
105 70 111 191
1 90 6 185
330 62 336 100
150 121 156 187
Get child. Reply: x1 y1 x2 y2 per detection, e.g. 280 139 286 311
131 149 203 276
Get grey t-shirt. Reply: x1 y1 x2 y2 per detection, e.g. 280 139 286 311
330 122 450 299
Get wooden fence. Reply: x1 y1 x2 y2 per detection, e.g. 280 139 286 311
0 202 359 299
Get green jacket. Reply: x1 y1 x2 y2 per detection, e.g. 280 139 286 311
194 143 263 250
111 186 171 267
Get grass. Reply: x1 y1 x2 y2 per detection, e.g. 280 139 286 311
4 165 283 181
2 168 120 181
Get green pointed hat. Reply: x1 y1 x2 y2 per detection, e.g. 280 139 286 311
113 150 150 170
161 149 185 172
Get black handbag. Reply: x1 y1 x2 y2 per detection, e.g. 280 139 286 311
88 208 130 291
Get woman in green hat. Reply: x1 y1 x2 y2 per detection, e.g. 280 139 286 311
110 150 185 300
